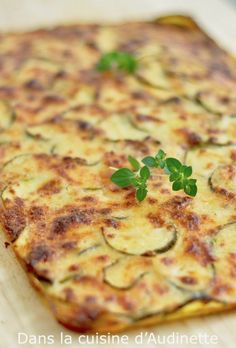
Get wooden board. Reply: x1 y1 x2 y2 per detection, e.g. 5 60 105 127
0 0 236 347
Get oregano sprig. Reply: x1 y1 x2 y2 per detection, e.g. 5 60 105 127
96 51 138 74
111 149 197 202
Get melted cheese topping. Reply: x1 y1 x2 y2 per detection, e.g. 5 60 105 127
0 15 236 332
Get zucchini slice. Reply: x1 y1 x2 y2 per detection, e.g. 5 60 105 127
213 114 236 144
209 165 236 198
211 222 236 302
62 105 107 125
185 144 236 177
0 100 15 130
136 57 170 89
196 90 236 115
17 58 61 88
98 114 148 141
26 120 107 164
103 217 177 256
103 257 150 290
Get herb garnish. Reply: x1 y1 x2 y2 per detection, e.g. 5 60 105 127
96 51 138 74
111 149 197 201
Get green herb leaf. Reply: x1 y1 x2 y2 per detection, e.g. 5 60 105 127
140 166 150 181
165 158 182 173
128 155 140 171
111 168 135 187
182 165 192 177
184 182 197 196
172 180 183 191
187 178 197 185
142 156 156 167
156 149 166 160
136 187 148 202
96 51 138 74
110 149 197 201
169 172 181 182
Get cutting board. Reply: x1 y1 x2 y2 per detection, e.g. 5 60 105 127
0 1 236 347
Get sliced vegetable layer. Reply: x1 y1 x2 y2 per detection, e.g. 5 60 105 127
103 215 177 255
209 165 236 198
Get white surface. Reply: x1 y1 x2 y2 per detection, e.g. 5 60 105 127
0 1 236 348
0 0 235 54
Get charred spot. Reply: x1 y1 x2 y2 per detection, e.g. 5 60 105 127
185 237 214 266
51 215 77 235
24 79 44 90
61 241 77 250
69 305 104 332
86 40 98 50
104 219 121 229
28 206 44 221
153 283 169 295
63 156 86 167
0 86 16 98
99 208 111 215
162 96 182 104
161 257 174 265
142 250 156 257
211 277 233 296
34 273 52 284
179 276 197 285
85 295 97 304
124 139 152 155
177 128 202 146
81 196 97 202
185 212 200 231
54 70 68 79
165 195 192 209
3 198 26 242
147 213 164 227
124 190 136 207
4 241 10 248
76 120 92 131
27 245 51 267
119 38 147 52
42 94 65 105
49 114 63 123
63 288 76 301
230 150 236 161
103 151 127 167
131 90 151 100
68 264 80 272
96 254 109 262
117 295 135 311
147 197 158 204
51 209 93 235
38 179 61 195
136 114 163 123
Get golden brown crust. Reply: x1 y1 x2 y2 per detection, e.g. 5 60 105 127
0 15 236 332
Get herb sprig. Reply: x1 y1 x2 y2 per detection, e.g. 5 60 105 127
96 51 138 74
111 149 197 202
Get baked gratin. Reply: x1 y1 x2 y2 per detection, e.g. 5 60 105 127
0 15 236 332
